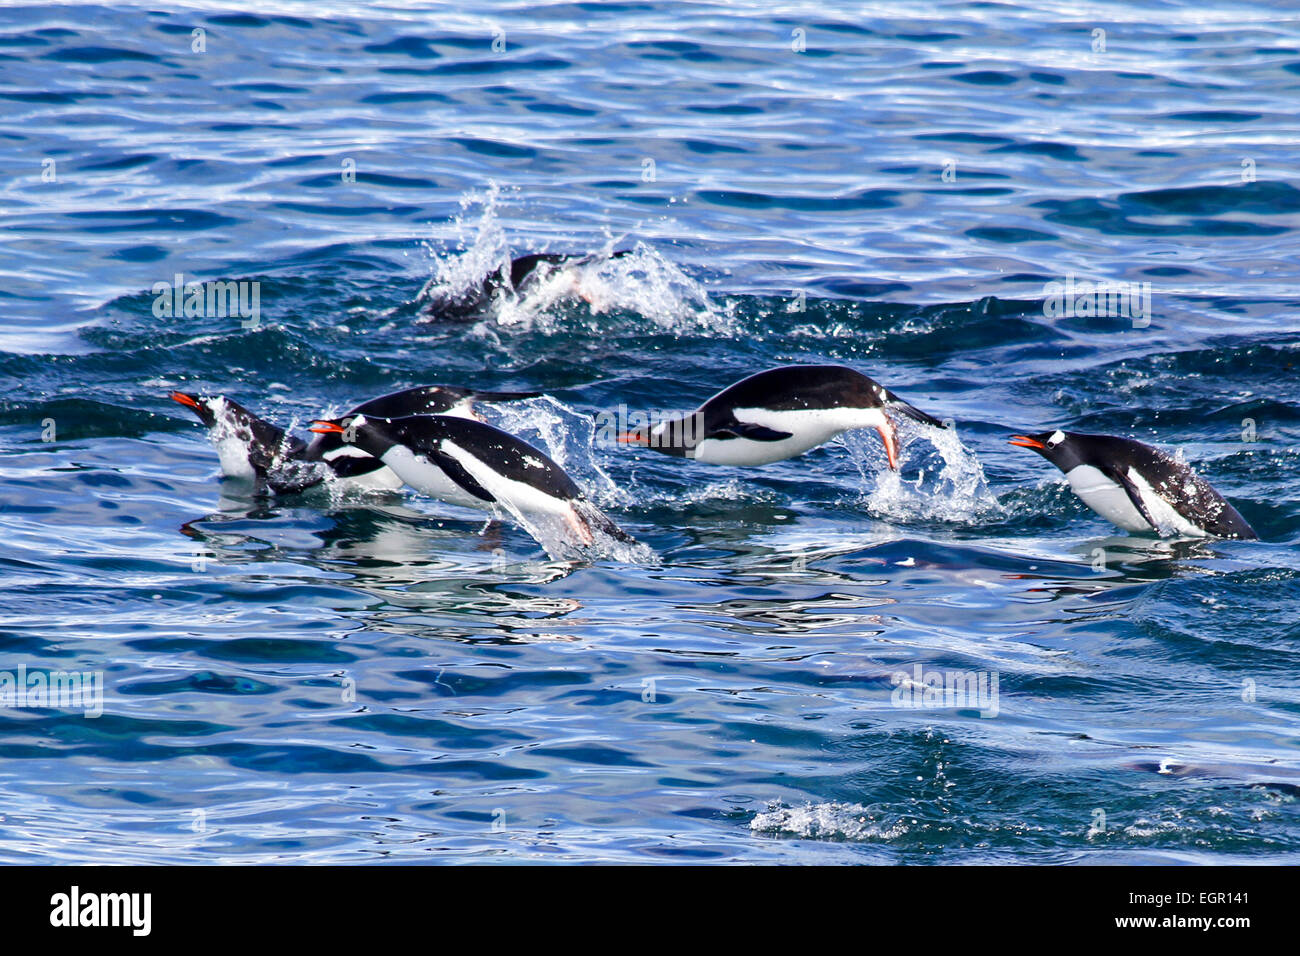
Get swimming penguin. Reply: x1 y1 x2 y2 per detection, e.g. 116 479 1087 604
615 365 945 468
169 392 306 480
310 413 635 556
1009 430 1257 539
170 385 539 493
420 250 629 321
287 384 540 494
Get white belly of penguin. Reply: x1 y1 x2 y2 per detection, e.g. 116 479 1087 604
214 435 257 479
338 465 405 492
379 444 490 510
1064 464 1204 536
442 440 576 519
692 405 888 466
1065 465 1150 532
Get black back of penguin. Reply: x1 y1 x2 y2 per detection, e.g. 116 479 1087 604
304 384 540 464
367 414 587 503
349 384 539 419
700 365 945 426
421 251 630 321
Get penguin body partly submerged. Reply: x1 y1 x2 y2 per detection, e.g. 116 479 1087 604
420 250 629 322
170 392 306 480
1010 430 1256 539
617 365 944 468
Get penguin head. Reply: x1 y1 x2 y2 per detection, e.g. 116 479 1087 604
170 391 265 433
1009 429 1084 472
310 414 397 456
170 391 225 428
616 417 693 457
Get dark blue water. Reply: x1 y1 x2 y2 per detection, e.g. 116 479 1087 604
2 1 1299 863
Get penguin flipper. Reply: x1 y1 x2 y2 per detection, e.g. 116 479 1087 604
1106 465 1160 532
710 421 794 443
265 459 330 496
427 448 496 504
266 472 326 496
885 394 946 429
325 455 387 480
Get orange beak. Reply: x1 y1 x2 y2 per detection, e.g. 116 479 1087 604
616 431 646 445
170 391 200 410
310 420 345 434
1008 435 1046 449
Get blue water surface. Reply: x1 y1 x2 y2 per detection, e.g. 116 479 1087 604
1 0 1299 863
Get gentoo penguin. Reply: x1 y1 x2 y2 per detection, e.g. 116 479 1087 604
616 365 945 468
310 413 635 553
170 385 539 493
285 384 540 494
169 392 306 480
1009 430 1257 539
421 250 629 321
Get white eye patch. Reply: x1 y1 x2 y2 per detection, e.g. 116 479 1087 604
1047 430 1065 446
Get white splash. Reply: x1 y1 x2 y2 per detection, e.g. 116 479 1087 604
492 499 657 565
750 802 908 841
417 189 735 336
417 183 511 309
842 419 1002 524
478 395 625 507
502 241 733 335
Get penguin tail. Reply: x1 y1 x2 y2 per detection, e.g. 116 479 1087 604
1216 504 1259 541
886 395 946 429
570 498 638 546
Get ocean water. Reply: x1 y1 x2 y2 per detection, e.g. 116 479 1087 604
1 0 1299 864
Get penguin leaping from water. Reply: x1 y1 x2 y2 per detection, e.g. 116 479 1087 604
616 364 945 468
291 384 539 493
310 413 636 557
1009 429 1257 539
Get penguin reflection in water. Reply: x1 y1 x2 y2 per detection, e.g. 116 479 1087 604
1010 430 1257 540
615 365 946 469
311 413 637 558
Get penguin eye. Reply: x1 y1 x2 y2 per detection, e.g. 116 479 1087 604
1047 430 1065 447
